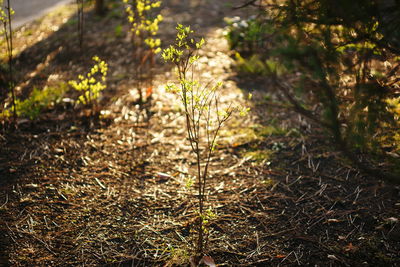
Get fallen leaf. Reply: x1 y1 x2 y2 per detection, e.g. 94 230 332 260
275 254 286 259
202 256 216 267
156 172 172 179
189 256 197 267
344 242 357 252
327 254 339 261
146 86 153 98
25 184 39 189
385 217 398 223
327 219 340 223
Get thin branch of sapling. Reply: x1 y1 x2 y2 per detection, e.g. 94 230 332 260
134 34 144 102
76 0 84 50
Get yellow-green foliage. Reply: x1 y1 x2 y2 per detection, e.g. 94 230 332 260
162 24 248 119
1 0 14 60
201 207 217 233
235 53 268 75
262 178 276 188
0 0 13 54
122 0 163 53
387 97 400 119
235 52 286 76
164 246 191 267
69 56 108 107
243 149 272 162
0 83 67 120
386 97 400 151
0 0 14 26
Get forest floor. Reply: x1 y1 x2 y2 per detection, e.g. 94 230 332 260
0 0 399 266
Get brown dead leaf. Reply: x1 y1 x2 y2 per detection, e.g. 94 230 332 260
275 254 286 259
344 243 358 252
146 86 153 98
202 256 216 267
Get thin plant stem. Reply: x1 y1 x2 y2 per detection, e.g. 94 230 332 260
4 0 16 122
76 0 84 50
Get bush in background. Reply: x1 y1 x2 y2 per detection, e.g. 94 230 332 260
226 0 400 182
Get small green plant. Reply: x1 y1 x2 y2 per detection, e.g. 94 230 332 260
224 15 273 56
114 24 123 37
68 56 108 115
385 96 400 153
163 24 248 264
123 0 163 102
234 52 286 76
1 0 16 123
200 207 217 252
0 83 67 120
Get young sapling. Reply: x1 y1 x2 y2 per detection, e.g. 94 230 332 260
69 56 108 116
0 0 16 122
122 0 163 102
162 24 249 264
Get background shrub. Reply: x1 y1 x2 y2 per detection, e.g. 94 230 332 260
226 0 400 182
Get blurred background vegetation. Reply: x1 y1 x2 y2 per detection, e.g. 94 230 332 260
225 0 400 182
